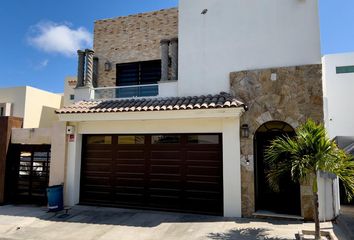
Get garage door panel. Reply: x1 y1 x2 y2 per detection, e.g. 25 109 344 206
116 164 145 173
150 150 181 160
82 175 110 185
149 195 180 209
115 177 145 187
81 134 223 215
115 159 145 165
83 162 112 172
116 150 145 159
81 190 111 202
114 191 145 205
85 149 112 158
186 166 221 176
149 179 181 189
185 180 221 191
185 160 221 167
150 165 181 174
186 151 220 161
114 187 145 199
185 190 221 199
85 152 112 159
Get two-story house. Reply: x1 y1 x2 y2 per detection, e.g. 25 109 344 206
54 0 338 220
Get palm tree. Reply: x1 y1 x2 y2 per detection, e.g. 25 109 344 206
265 119 354 240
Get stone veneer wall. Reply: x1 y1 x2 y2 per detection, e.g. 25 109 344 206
93 8 178 87
230 64 323 220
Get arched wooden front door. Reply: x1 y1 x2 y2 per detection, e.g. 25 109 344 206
254 121 301 216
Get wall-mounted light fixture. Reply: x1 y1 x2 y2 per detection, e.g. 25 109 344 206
104 61 112 71
245 155 250 166
241 124 250 138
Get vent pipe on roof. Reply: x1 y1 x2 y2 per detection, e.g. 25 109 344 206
170 37 178 81
76 50 86 88
160 39 170 81
85 49 95 87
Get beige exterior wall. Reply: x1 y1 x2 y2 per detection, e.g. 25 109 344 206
11 128 52 145
0 86 63 129
24 87 63 128
93 8 178 87
0 87 26 120
49 121 67 186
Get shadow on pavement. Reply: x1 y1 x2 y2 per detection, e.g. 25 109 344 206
0 204 304 228
207 228 292 240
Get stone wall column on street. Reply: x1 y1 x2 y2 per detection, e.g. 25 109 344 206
77 50 85 87
85 49 95 87
160 39 170 81
170 37 178 80
230 64 324 220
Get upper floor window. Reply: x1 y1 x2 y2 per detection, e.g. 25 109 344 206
116 60 160 98
0 107 3 116
336 65 354 74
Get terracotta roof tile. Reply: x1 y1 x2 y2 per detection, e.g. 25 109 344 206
56 92 245 114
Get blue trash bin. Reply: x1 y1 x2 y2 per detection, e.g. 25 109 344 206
47 185 64 212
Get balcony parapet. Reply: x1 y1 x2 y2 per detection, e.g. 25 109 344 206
73 81 178 101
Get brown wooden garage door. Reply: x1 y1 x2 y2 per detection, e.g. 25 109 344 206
80 134 223 215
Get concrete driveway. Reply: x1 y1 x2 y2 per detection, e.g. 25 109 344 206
0 205 343 240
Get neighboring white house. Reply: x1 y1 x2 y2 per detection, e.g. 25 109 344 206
323 52 354 138
0 86 62 128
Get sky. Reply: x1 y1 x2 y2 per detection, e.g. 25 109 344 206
0 0 353 93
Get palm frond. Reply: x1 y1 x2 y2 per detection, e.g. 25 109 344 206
265 119 354 201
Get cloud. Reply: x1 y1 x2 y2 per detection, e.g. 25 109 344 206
28 21 92 57
28 59 49 70
37 59 49 69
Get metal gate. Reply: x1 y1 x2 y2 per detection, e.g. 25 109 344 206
5 145 51 204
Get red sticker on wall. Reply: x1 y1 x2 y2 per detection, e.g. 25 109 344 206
68 134 75 142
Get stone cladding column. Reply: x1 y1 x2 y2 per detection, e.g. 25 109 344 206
77 50 85 87
170 37 178 81
85 49 95 87
160 39 170 81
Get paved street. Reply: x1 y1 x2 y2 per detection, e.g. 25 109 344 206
336 205 354 239
0 205 344 240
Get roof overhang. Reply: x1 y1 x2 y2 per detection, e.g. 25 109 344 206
58 107 244 122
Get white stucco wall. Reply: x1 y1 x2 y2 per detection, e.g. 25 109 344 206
318 175 340 221
24 87 63 128
63 76 77 106
178 0 321 96
60 109 243 217
0 87 27 119
322 52 354 138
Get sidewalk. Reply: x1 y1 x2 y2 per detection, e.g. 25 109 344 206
336 205 354 240
0 205 342 240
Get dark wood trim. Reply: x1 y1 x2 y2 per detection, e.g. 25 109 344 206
6 144 51 204
80 134 223 216
0 117 23 204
